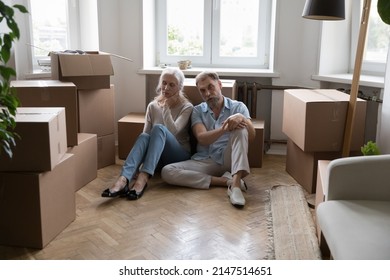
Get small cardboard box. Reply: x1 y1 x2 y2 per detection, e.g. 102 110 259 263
97 133 115 169
0 107 67 172
11 80 78 146
67 133 98 191
118 113 145 160
51 51 114 90
249 119 265 168
282 89 366 152
78 85 115 137
286 138 361 194
286 138 341 194
183 78 237 105
0 153 76 249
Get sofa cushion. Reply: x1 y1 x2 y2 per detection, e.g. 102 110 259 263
317 200 390 260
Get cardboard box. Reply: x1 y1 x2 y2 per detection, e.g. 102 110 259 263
117 113 264 168
51 51 114 90
67 133 98 191
183 78 237 105
11 80 78 146
0 153 76 249
286 138 361 193
97 133 115 169
118 113 145 160
282 89 366 152
0 107 67 172
249 119 264 168
286 138 342 194
78 85 115 137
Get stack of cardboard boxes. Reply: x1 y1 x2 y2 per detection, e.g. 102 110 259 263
282 89 367 194
51 51 116 169
0 107 77 249
0 51 114 249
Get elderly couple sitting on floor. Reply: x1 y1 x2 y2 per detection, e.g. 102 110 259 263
101 69 255 208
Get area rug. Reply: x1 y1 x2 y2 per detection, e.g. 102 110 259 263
266 184 322 260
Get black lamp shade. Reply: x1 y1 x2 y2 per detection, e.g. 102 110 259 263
302 0 345 20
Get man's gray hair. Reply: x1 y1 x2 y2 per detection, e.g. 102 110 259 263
195 71 220 86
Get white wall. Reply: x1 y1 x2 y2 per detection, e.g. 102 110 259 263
378 48 390 154
97 0 146 135
270 0 322 142
79 0 99 50
273 0 322 89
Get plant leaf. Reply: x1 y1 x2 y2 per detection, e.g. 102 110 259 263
0 2 28 158
378 0 390 25
13 4 29 14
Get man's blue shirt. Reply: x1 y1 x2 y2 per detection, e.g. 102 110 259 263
191 97 251 165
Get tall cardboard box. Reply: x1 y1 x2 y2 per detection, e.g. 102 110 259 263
11 80 78 146
67 133 98 191
282 89 367 152
78 85 115 136
51 51 114 90
0 107 67 172
0 154 76 249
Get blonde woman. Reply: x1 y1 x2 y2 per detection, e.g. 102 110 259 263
102 68 193 200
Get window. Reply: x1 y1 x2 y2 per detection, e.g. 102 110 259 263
351 0 390 75
156 0 274 69
29 0 70 71
16 0 98 74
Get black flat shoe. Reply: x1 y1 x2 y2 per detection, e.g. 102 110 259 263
101 180 129 198
127 183 147 200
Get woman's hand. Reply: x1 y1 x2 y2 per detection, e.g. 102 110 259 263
160 95 179 109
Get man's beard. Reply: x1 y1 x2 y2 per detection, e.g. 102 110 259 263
207 97 219 109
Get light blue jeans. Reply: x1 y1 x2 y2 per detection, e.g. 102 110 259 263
120 124 191 181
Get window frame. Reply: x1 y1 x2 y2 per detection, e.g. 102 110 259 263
15 0 99 75
350 0 389 76
28 0 77 71
156 0 274 69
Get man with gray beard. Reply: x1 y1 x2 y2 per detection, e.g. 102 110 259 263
161 71 255 207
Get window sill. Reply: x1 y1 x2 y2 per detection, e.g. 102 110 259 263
138 67 280 78
24 70 51 80
312 74 385 89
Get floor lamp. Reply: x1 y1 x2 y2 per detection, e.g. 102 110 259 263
303 0 372 157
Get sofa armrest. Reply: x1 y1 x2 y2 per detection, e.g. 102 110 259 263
326 154 390 201
317 200 390 259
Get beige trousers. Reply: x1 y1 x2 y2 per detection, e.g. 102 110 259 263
161 128 250 189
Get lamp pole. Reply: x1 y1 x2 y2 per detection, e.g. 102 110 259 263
341 0 372 157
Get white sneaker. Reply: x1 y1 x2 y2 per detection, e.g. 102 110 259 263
222 171 248 192
227 186 246 207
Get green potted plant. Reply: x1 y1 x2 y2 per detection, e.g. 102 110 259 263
361 140 381 155
0 1 28 158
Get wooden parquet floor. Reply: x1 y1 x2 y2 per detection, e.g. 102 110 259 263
0 153 298 260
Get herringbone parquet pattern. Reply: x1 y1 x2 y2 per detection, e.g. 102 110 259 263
0 154 297 260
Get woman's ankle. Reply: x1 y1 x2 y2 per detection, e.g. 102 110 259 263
111 176 128 191
133 172 149 192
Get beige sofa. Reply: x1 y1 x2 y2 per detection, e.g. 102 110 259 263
317 154 390 260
